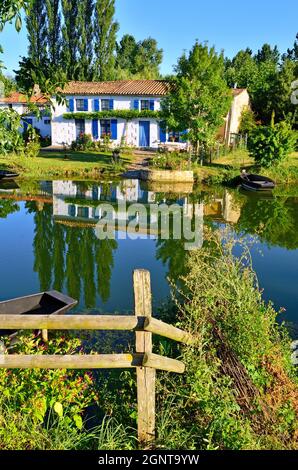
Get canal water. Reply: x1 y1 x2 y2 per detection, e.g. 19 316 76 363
0 179 298 337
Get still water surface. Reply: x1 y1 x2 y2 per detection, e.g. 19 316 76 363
0 179 297 336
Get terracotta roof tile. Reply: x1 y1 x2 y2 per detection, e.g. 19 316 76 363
0 91 48 104
61 80 172 96
231 88 246 96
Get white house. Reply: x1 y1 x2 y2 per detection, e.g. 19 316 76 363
51 80 250 149
0 91 51 138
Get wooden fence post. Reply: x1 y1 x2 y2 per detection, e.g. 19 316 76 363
133 269 155 446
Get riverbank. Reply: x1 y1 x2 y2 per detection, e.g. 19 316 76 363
0 230 297 450
0 150 134 179
194 150 298 185
1 149 298 183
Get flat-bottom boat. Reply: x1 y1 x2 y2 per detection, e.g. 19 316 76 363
0 170 19 180
0 291 77 336
240 173 275 191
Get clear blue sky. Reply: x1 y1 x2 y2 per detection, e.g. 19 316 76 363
0 0 297 77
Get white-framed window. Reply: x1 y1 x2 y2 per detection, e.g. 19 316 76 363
140 100 150 111
76 99 85 111
101 99 110 111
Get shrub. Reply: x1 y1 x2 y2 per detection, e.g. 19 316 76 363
0 108 24 155
239 108 257 135
150 152 190 170
248 120 297 167
71 133 94 151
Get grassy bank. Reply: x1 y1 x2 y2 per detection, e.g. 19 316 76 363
0 230 297 450
194 150 298 185
0 149 134 179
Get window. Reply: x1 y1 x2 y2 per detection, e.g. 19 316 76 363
76 99 85 111
77 207 89 219
140 100 150 111
101 99 110 111
75 119 85 137
44 119 51 125
168 131 180 143
100 119 111 137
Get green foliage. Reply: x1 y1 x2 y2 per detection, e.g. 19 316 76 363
0 0 30 32
63 110 160 121
239 108 257 135
0 199 20 218
150 152 190 170
93 0 119 80
116 34 163 79
0 108 24 154
161 41 232 154
156 231 298 450
248 120 297 167
70 133 94 151
26 0 47 63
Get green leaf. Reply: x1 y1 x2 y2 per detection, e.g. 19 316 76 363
73 414 83 430
15 15 22 32
54 401 63 418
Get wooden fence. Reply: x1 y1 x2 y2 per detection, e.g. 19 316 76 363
0 269 194 445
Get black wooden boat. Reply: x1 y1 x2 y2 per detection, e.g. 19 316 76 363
0 170 19 180
0 291 77 335
240 173 275 191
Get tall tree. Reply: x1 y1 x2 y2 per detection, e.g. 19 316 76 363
161 42 232 154
93 0 119 80
46 0 61 66
255 43 280 65
26 0 47 63
77 0 94 80
61 0 80 79
116 34 163 79
225 48 257 88
283 33 298 62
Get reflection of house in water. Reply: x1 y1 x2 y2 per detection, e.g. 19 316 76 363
52 180 203 239
203 190 241 224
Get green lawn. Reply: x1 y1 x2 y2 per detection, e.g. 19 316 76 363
0 149 135 179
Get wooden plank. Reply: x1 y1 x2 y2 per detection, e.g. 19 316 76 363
41 329 48 343
0 315 143 331
134 269 156 445
143 353 185 374
0 353 144 369
144 317 194 344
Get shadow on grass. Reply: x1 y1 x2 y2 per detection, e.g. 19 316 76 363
40 150 132 165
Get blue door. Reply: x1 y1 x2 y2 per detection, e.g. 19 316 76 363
139 121 150 147
22 118 33 132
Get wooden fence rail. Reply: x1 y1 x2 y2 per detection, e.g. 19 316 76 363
0 269 194 445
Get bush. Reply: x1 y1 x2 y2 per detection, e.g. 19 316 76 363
150 152 190 170
71 133 94 151
248 120 297 167
0 108 24 155
239 108 257 135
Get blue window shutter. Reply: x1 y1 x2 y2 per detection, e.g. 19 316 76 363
111 119 118 140
109 99 114 110
134 100 139 111
94 99 100 112
69 98 74 112
92 119 99 139
160 123 167 143
150 100 155 111
84 99 89 111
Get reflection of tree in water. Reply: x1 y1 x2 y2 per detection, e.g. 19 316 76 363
236 197 298 249
0 200 20 218
27 202 118 307
156 238 190 283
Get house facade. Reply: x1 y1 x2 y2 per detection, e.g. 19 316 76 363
0 91 51 138
51 80 250 149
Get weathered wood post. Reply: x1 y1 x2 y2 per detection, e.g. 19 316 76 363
133 269 155 446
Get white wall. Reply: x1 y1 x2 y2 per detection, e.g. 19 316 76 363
51 95 162 147
0 103 51 138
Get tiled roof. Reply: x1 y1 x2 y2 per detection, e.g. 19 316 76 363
0 91 48 104
61 80 172 96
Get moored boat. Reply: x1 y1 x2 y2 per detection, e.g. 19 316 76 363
240 172 275 191
0 170 19 180
0 291 77 335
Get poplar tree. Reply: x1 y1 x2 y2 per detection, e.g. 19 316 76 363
77 0 94 80
26 0 47 63
61 0 80 79
94 0 119 81
46 0 61 66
